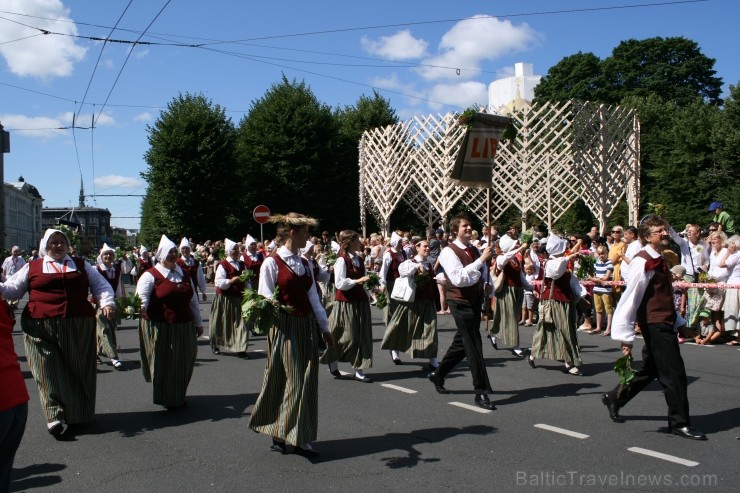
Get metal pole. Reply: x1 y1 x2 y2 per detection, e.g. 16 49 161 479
0 124 9 250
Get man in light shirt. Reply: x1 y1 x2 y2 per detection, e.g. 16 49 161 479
601 215 706 440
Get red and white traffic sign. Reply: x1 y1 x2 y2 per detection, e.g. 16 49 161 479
253 205 271 224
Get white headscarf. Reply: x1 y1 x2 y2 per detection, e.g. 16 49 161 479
545 234 567 256
179 237 191 250
39 228 69 257
224 238 238 256
155 235 177 263
498 234 517 254
140 245 148 255
245 234 257 246
390 232 403 248
301 239 314 256
331 240 340 253
100 243 115 256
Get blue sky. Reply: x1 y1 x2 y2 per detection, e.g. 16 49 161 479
1 0 737 232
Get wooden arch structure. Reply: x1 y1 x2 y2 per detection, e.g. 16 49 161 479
358 100 640 236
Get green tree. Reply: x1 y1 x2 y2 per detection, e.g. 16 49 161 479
708 83 740 216
533 52 602 103
236 76 344 232
140 93 238 244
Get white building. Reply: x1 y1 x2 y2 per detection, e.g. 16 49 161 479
488 62 542 114
4 176 43 251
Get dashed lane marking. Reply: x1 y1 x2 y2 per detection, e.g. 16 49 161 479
627 447 699 467
683 342 715 347
534 424 589 439
448 402 492 414
380 383 418 394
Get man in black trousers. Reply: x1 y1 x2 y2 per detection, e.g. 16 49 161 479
601 215 706 440
429 214 495 410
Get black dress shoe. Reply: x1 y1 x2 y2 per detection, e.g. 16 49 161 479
392 358 402 365
489 335 498 350
294 445 320 458
670 426 707 441
47 421 65 436
328 366 342 378
211 347 221 355
527 356 536 368
270 438 287 454
601 393 624 423
428 372 450 394
354 375 373 383
474 394 497 410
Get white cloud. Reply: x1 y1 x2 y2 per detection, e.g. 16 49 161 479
0 113 68 138
418 15 540 81
369 73 423 106
94 175 143 189
0 0 87 79
361 30 428 60
133 48 149 59
59 111 115 127
427 81 488 110
134 112 152 122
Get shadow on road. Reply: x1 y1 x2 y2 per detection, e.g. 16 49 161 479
311 424 496 466
10 463 65 492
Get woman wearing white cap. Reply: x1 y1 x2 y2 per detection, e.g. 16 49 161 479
528 234 588 375
136 235 203 408
177 237 207 302
210 239 248 357
0 228 115 435
249 213 334 457
381 238 439 368
379 231 408 326
489 233 531 357
96 243 125 370
242 234 265 291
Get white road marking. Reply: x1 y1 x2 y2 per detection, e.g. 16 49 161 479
534 424 589 439
380 383 418 394
683 342 714 347
627 447 698 467
449 401 492 414
253 349 264 353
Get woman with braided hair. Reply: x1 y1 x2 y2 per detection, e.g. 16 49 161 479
320 230 374 383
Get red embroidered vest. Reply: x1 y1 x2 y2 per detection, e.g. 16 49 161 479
444 243 483 303
215 259 246 298
24 257 96 319
143 268 194 324
636 251 676 326
335 254 369 302
274 256 313 317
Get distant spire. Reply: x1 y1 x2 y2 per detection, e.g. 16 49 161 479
79 175 86 208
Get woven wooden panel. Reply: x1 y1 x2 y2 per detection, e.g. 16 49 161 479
359 100 639 235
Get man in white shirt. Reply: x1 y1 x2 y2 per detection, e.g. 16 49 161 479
602 215 706 440
428 214 495 410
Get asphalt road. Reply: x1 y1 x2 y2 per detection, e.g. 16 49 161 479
8 288 740 492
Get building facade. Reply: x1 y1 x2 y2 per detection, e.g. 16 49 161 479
4 176 43 252
41 206 113 255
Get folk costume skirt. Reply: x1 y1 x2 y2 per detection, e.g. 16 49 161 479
22 316 97 424
96 308 119 359
381 298 438 358
249 312 320 446
209 293 248 352
531 300 582 366
139 319 197 407
490 284 523 348
320 300 373 369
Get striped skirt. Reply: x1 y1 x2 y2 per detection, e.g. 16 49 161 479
139 319 197 407
249 313 320 446
321 283 336 319
490 285 523 347
531 300 582 366
22 316 97 424
381 298 438 358
96 308 119 359
319 300 373 369
209 293 248 352
384 297 403 325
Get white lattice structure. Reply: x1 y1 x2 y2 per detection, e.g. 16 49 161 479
359 100 640 236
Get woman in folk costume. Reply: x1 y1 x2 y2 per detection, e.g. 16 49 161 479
0 229 115 436
138 246 154 273
136 235 203 409
528 234 587 375
381 238 439 368
320 230 374 383
242 234 265 291
177 237 207 302
95 243 125 370
489 233 531 357
249 214 334 457
316 240 340 318
379 231 408 324
210 239 248 357
301 239 331 303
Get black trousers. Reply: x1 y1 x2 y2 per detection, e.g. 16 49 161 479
607 323 690 428
0 401 28 493
436 299 493 395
